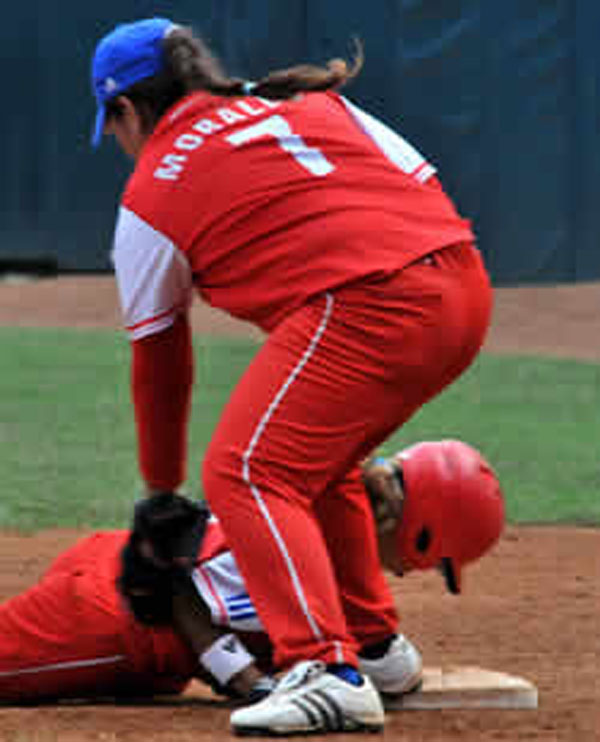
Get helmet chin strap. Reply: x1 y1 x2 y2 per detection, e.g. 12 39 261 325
440 557 460 595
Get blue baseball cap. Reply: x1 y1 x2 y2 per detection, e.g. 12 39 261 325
91 17 177 147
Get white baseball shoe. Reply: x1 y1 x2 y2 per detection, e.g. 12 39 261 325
230 660 385 736
359 634 423 696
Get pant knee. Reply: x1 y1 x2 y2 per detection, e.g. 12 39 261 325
202 438 244 509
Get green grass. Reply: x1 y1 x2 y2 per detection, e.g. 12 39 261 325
0 327 598 530
383 355 600 525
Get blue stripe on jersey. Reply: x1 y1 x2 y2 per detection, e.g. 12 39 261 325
228 602 255 614
225 593 251 605
227 599 253 609
228 611 258 622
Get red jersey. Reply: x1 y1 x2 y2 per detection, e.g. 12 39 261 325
63 522 262 634
113 91 473 338
0 518 263 702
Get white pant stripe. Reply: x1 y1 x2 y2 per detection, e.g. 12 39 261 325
242 293 335 642
0 654 126 678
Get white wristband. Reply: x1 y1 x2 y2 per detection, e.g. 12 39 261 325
199 633 254 686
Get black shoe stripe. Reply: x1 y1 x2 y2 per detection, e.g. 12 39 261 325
301 693 336 731
291 689 345 732
290 697 320 729
312 689 344 731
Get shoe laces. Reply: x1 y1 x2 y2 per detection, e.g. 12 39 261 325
248 675 277 703
276 661 326 692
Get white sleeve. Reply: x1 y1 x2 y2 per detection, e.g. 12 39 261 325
340 96 436 183
111 206 193 341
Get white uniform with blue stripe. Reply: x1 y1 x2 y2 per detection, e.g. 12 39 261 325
191 549 263 633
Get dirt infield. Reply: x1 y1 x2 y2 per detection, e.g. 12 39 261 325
0 276 598 741
1 275 599 359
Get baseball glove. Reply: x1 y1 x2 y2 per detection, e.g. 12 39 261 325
117 492 210 625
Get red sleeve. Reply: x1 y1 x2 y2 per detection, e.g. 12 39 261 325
131 313 194 491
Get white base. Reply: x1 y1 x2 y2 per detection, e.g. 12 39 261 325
385 666 538 710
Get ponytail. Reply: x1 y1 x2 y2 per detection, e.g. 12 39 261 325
236 50 363 101
118 26 363 131
165 26 363 99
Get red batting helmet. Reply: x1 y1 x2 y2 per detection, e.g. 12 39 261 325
393 440 504 594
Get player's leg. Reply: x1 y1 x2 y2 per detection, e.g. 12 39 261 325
208 242 491 732
311 243 491 624
216 311 427 733
309 242 491 698
203 294 378 672
314 466 424 695
205 244 489 670
314 465 398 644
202 280 432 672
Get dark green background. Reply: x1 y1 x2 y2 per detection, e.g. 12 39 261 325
2 1 599 284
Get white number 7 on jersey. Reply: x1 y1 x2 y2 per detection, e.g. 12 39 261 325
226 114 335 177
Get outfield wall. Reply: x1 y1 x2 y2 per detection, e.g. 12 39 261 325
2 1 599 284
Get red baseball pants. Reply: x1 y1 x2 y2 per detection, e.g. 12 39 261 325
203 242 492 669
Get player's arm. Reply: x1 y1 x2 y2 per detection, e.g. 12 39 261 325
171 579 273 700
131 314 193 491
112 205 194 492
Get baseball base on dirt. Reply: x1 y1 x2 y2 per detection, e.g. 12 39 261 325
386 666 538 710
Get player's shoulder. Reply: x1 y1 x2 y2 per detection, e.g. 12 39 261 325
292 89 351 117
74 530 130 554
121 93 214 224
45 530 129 576
290 90 372 137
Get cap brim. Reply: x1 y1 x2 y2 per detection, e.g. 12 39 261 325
440 557 461 594
91 105 106 148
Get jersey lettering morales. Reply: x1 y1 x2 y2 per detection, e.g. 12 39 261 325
154 97 282 181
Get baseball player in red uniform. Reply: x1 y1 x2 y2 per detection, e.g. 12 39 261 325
90 17 493 735
0 441 503 706
0 519 275 704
